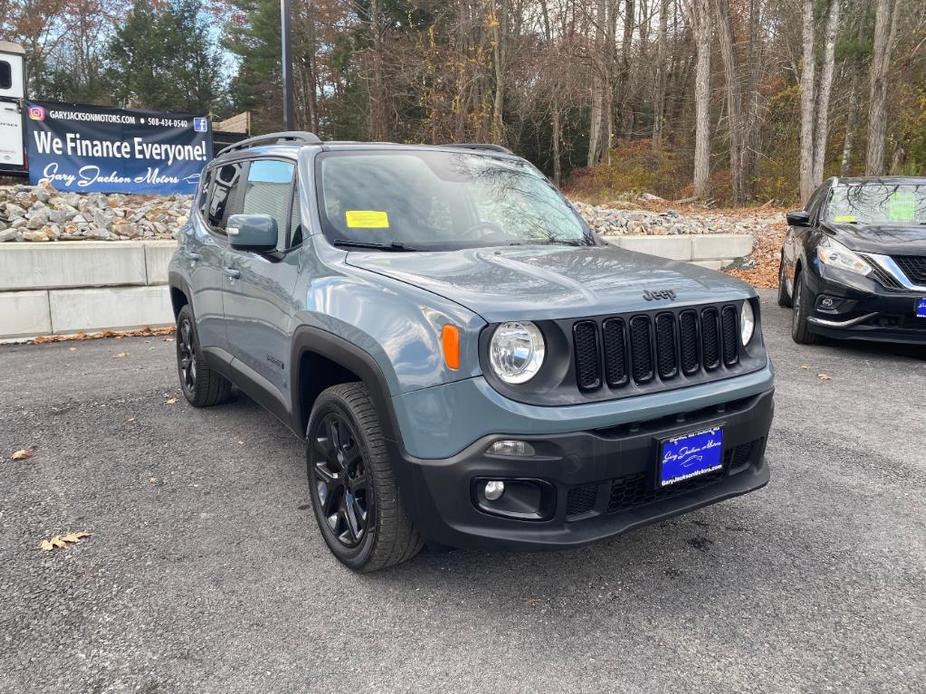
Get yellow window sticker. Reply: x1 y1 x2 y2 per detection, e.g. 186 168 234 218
345 210 390 228
832 214 857 223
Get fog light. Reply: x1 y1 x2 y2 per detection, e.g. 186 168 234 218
484 480 505 501
486 440 535 457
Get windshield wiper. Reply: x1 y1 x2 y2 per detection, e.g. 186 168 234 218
332 239 416 252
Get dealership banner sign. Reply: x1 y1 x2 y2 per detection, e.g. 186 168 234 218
26 101 211 194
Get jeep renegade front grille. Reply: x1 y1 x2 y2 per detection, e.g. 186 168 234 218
893 255 926 285
573 304 742 394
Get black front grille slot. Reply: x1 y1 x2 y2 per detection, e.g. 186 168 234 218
654 313 678 380
629 316 654 384
721 306 739 365
573 320 601 391
601 318 628 387
893 255 926 285
566 484 597 517
701 308 720 370
678 310 700 375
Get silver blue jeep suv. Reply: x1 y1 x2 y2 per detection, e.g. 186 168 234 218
168 131 774 571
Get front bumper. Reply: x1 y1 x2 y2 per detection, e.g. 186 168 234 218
805 265 926 344
397 388 773 551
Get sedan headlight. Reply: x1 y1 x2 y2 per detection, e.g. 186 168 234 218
489 321 545 384
740 301 755 345
816 237 872 276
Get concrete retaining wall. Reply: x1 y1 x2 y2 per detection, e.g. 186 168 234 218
600 233 753 270
0 241 176 340
0 234 753 340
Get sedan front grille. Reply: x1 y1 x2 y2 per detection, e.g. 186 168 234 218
572 303 745 395
893 255 926 285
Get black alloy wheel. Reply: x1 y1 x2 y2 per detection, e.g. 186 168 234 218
311 412 371 548
177 316 197 393
174 305 232 407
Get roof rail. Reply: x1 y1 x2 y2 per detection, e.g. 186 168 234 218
218 131 322 156
441 143 513 155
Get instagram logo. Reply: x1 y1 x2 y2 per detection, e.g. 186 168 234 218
27 105 46 121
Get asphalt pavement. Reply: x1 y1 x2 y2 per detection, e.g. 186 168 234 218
1 290 924 693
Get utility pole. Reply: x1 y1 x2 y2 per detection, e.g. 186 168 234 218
281 0 295 130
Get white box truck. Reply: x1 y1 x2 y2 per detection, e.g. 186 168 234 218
0 41 26 174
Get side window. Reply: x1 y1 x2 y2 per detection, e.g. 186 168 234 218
241 159 295 248
208 162 244 232
197 168 212 218
806 184 828 222
0 61 11 90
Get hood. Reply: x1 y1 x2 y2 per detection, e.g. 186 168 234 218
345 244 752 323
824 222 926 255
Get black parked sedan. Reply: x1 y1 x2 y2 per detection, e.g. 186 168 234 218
778 176 926 345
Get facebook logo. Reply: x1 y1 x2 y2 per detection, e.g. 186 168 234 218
193 117 208 133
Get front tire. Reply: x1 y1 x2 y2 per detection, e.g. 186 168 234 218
176 305 232 407
306 383 422 572
791 268 819 345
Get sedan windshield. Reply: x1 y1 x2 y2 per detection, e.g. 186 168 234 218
316 150 592 250
825 183 926 225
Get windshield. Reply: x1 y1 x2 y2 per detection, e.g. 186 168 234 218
315 150 592 250
825 183 926 225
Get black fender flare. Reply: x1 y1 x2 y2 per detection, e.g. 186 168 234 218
289 325 403 449
168 271 194 319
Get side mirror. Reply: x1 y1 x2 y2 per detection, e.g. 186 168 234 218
786 210 811 227
227 214 278 251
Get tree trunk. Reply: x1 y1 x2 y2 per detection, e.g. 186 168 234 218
587 0 607 166
652 0 669 151
865 0 900 176
491 0 507 144
798 0 815 204
368 0 387 141
552 102 562 185
713 0 743 204
840 73 859 176
691 0 711 199
812 0 840 186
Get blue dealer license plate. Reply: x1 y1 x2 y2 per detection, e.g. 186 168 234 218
916 298 926 318
659 427 724 487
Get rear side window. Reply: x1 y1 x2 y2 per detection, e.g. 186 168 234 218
241 160 295 245
0 61 11 90
207 162 244 232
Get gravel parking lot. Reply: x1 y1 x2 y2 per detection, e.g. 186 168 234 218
1 290 924 693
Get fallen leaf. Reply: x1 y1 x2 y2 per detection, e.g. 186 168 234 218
126 417 136 423
800 364 810 370
28 326 175 345
11 449 34 461
69 347 77 352
114 352 129 358
817 373 832 381
39 531 91 551
165 397 177 405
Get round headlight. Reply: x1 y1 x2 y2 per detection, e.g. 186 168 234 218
740 301 755 345
489 321 545 384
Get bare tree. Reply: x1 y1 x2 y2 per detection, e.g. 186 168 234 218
691 0 712 198
812 0 841 186
865 0 901 175
798 0 816 204
713 0 744 203
651 0 670 151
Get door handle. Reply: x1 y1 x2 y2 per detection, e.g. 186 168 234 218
223 267 240 279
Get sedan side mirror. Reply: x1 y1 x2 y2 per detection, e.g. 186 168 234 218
786 210 811 227
227 213 278 251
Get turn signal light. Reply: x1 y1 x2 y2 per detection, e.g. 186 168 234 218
441 324 460 370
